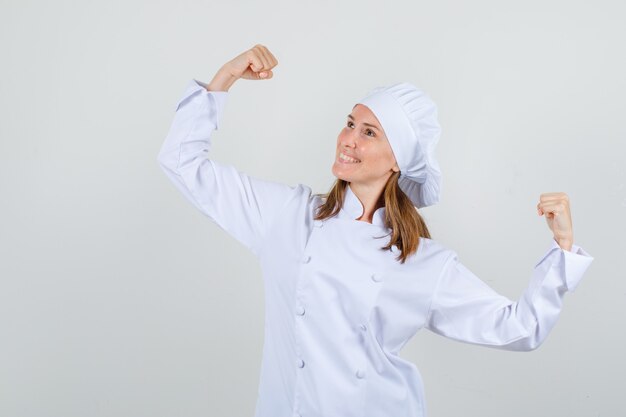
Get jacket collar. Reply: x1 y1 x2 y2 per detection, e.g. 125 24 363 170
337 184 387 227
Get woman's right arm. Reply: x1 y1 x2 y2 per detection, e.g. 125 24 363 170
156 46 300 257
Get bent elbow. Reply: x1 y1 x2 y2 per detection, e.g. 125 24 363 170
157 151 180 175
505 329 547 352
498 319 547 352
524 339 543 352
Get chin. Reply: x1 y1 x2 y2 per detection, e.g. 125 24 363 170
331 164 349 182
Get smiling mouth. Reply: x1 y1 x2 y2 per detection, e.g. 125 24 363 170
338 152 361 163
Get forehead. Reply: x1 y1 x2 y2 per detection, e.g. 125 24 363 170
349 104 381 127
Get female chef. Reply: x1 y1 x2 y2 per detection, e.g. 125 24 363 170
157 44 595 417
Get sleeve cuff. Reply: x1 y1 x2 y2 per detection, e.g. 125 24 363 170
174 79 229 130
563 243 594 292
534 238 594 292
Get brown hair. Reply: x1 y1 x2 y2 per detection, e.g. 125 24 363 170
313 171 431 264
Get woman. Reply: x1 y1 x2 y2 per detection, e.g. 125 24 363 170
157 44 594 417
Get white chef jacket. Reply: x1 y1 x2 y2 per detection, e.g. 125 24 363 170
157 79 595 417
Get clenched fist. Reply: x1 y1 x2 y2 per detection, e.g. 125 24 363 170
537 192 574 251
207 44 279 91
226 44 279 80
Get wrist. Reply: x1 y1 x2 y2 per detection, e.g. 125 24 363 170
555 237 573 252
206 66 238 92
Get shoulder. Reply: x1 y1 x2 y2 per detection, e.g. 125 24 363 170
414 237 457 267
274 183 320 216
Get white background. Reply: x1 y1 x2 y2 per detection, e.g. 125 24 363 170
1 0 624 416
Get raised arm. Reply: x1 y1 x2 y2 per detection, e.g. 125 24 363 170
425 238 594 351
157 45 299 257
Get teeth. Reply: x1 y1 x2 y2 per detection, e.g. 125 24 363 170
340 152 361 163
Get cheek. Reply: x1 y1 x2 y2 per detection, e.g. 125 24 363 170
367 147 394 168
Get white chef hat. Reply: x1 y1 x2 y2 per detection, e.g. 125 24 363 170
356 82 442 208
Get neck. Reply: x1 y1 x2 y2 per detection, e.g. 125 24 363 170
348 182 385 224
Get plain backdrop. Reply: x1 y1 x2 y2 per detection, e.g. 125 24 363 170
1 0 624 416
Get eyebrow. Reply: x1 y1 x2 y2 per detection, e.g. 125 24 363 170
347 114 380 132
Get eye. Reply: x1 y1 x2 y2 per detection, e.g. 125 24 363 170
346 121 375 138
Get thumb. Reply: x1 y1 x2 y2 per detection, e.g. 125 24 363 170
258 70 273 79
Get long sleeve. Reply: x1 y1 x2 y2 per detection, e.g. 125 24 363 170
425 238 594 351
157 79 299 257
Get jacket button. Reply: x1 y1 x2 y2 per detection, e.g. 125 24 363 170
355 368 365 379
297 359 305 368
359 323 367 331
296 305 305 315
302 255 311 263
371 273 382 282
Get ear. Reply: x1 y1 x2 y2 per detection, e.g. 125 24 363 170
392 162 400 173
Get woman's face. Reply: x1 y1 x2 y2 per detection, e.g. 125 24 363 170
332 104 400 187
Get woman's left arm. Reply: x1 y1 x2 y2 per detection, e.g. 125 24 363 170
425 192 594 351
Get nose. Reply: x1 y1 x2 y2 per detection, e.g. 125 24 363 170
340 128 357 149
